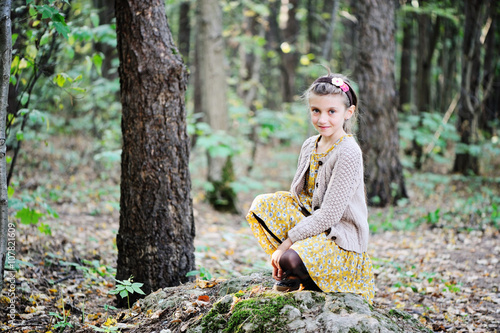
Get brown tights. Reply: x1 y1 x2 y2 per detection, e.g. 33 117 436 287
279 249 322 291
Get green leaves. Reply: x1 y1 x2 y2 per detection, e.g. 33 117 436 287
28 1 71 39
108 276 146 309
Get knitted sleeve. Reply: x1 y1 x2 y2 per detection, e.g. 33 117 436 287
287 144 362 243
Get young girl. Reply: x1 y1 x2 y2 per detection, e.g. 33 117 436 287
246 73 375 303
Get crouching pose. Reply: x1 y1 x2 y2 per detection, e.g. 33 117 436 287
246 73 375 303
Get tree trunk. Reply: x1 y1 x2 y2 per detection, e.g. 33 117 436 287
263 0 282 109
178 1 191 64
238 7 263 174
354 0 408 207
115 0 195 306
93 0 117 80
321 0 340 61
399 10 414 111
480 0 499 134
0 0 12 290
453 0 487 174
280 0 300 103
195 0 237 213
414 3 441 169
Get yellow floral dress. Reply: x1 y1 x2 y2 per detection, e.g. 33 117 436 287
246 136 375 303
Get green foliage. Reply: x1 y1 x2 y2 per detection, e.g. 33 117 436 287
9 185 59 235
186 266 213 281
108 276 145 309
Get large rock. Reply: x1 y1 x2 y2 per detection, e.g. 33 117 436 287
120 272 432 333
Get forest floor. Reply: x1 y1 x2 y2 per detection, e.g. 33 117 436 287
1 135 500 332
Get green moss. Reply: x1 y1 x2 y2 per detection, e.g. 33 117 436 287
388 309 412 320
349 328 361 333
224 294 298 333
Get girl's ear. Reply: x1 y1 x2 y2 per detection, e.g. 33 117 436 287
345 105 355 120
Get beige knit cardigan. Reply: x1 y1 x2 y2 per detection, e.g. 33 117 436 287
287 135 369 253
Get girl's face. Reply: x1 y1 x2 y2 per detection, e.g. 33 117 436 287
309 93 354 141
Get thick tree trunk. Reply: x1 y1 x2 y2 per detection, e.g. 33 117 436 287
115 0 195 306
0 0 12 290
453 0 487 174
399 11 414 110
195 0 237 213
354 0 407 207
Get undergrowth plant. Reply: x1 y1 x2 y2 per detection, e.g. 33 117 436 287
108 276 145 309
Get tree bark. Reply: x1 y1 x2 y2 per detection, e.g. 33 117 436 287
354 0 407 207
0 0 12 289
453 0 487 174
195 0 237 213
115 0 195 306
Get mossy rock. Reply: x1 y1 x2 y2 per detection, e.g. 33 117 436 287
126 273 431 333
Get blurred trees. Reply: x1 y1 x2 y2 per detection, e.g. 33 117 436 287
5 0 499 215
115 0 195 304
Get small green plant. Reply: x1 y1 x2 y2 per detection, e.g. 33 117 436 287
49 311 74 330
186 266 213 281
49 290 73 330
108 276 145 309
425 208 440 225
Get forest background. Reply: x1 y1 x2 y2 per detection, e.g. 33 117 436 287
0 0 499 332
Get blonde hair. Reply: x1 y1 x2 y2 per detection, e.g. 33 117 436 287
303 73 359 134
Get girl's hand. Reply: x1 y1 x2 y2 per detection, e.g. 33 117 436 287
271 238 293 281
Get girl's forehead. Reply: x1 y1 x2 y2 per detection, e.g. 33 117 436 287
308 93 346 106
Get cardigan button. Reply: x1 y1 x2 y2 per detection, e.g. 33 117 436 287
314 206 320 210
318 161 323 166
315 183 319 188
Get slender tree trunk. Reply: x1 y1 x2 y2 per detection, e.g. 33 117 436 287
481 0 499 134
321 0 340 61
238 7 263 173
263 0 282 109
341 0 358 72
453 0 487 174
354 0 407 207
93 0 117 80
438 20 459 113
399 10 414 111
0 0 12 289
115 0 195 306
280 0 300 103
195 0 237 213
178 1 191 64
414 3 441 169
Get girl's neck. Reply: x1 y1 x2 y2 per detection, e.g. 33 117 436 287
317 131 349 153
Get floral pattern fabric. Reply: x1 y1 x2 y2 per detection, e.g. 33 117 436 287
246 136 375 303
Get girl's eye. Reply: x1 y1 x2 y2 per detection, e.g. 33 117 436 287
329 110 336 114
311 109 319 113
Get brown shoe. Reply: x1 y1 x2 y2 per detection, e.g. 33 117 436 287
273 279 301 292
